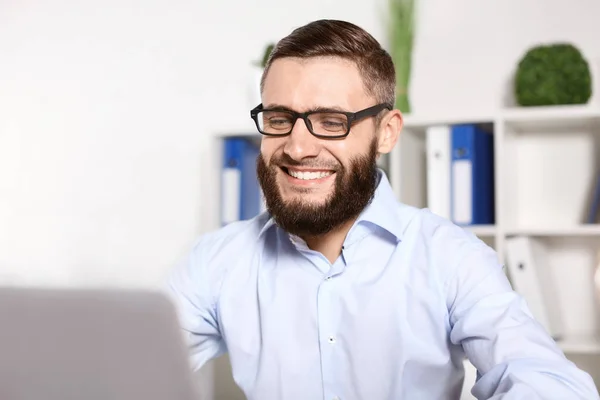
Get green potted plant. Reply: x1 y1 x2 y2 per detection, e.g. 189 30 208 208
255 43 274 69
388 0 415 113
514 43 593 107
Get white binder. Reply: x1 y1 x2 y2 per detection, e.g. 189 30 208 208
426 125 451 219
504 236 564 339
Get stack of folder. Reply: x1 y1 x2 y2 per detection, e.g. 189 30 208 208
426 124 495 225
221 138 265 226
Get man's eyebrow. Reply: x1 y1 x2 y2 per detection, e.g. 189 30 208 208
262 103 293 111
263 103 350 113
308 105 349 113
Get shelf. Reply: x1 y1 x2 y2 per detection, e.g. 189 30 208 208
403 113 496 132
502 104 600 131
463 224 496 236
557 333 600 354
402 104 600 133
506 225 600 237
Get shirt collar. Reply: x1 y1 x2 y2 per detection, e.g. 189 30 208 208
258 168 410 242
350 169 405 243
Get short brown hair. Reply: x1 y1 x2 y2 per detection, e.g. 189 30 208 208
262 19 396 109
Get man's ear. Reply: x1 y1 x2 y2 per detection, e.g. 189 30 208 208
377 109 403 154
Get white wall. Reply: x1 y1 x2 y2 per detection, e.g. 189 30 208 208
1 0 599 399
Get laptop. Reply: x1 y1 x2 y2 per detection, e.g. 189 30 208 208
0 286 199 400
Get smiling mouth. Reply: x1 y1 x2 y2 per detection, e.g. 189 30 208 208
281 167 335 181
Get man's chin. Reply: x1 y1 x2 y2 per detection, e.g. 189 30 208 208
278 193 331 209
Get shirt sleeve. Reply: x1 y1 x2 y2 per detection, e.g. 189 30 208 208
164 237 226 371
446 241 599 399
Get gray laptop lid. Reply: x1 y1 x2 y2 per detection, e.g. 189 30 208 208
0 287 198 400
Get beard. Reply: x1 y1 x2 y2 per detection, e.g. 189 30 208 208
256 138 379 237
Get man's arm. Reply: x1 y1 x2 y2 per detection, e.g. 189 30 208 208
165 238 226 371
446 241 599 399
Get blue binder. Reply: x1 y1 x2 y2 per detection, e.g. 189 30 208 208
586 171 600 223
450 124 494 225
221 138 261 225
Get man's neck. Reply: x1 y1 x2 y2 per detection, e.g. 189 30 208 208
301 218 357 264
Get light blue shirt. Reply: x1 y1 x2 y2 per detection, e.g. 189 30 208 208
167 170 599 400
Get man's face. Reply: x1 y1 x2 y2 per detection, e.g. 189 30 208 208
256 56 386 237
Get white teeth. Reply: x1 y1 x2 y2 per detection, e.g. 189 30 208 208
288 170 333 180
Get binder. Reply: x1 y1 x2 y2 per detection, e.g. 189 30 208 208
504 236 564 339
221 138 262 225
450 124 494 225
426 125 451 219
586 170 600 223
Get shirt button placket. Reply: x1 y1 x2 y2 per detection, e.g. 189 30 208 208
317 273 338 400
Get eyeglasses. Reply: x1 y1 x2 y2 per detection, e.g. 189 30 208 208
250 103 392 139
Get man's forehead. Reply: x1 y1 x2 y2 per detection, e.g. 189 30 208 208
262 57 368 111
265 56 361 83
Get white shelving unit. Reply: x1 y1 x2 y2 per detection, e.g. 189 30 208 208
393 104 600 372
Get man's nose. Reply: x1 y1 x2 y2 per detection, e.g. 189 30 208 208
282 117 320 161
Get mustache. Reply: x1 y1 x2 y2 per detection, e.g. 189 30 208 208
268 153 341 171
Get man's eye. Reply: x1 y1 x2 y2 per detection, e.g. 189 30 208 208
269 118 291 126
265 118 293 131
319 119 347 132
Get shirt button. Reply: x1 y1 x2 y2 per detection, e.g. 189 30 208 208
328 336 336 344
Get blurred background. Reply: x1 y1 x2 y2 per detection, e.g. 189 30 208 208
2 0 600 399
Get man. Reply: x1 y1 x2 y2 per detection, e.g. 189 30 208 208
167 19 599 399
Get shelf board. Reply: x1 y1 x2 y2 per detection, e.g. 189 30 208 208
401 104 600 132
556 333 600 354
506 225 600 237
463 224 496 236
502 104 600 131
403 113 496 131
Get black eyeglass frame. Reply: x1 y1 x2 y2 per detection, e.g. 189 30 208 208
250 103 392 139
